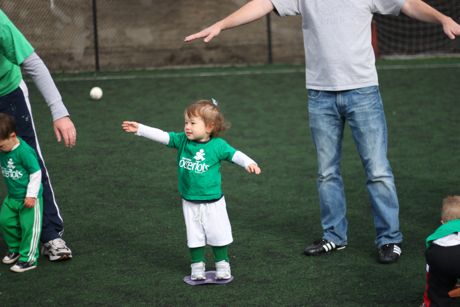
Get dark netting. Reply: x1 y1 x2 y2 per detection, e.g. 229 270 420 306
374 0 460 56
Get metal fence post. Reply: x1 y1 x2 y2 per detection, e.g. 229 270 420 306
266 13 273 64
92 0 100 71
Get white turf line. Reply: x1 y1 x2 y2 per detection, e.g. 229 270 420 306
52 62 460 82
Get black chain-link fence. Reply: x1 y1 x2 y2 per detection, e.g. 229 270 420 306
374 0 460 55
2 0 459 73
3 0 95 71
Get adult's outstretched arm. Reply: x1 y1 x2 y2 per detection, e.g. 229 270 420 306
401 0 460 39
184 0 274 43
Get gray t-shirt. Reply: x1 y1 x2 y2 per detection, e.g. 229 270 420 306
271 0 405 91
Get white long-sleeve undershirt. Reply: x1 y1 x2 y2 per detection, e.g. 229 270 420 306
433 233 460 247
136 123 170 144
135 123 257 169
232 150 257 169
26 170 42 198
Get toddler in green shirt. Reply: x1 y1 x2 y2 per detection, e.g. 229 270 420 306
0 113 43 273
123 99 261 280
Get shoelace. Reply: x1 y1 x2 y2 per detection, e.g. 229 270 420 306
52 238 66 249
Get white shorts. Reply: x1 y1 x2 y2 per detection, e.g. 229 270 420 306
182 197 233 248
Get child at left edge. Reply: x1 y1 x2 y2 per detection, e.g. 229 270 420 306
122 99 261 280
0 113 43 272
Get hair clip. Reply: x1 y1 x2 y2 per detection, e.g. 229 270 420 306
211 98 219 106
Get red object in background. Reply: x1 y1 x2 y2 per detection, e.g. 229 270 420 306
372 20 379 58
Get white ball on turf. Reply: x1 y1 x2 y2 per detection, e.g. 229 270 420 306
90 87 103 100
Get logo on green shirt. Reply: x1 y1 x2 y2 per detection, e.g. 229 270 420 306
179 149 209 174
1 158 23 180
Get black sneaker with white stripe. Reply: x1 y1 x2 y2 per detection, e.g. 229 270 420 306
304 239 346 256
2 252 20 264
377 243 402 264
10 261 37 273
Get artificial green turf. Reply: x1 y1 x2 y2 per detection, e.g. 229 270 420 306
0 59 459 306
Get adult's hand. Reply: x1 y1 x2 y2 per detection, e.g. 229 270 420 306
442 17 460 40
185 22 223 43
402 0 460 40
184 0 274 43
53 116 76 148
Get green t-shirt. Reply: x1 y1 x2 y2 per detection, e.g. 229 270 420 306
0 137 42 199
0 10 34 96
168 132 236 201
426 219 460 248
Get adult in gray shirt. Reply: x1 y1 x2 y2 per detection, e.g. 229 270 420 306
185 0 460 264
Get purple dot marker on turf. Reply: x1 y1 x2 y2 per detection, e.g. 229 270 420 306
183 271 234 285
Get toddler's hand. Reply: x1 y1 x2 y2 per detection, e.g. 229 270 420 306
24 197 36 208
122 121 139 133
247 163 261 175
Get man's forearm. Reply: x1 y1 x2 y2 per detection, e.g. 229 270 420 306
219 0 274 31
21 52 69 121
401 0 449 24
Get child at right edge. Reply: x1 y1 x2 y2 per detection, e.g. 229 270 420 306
422 196 460 307
122 99 261 280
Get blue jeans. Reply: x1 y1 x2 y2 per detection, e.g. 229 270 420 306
307 86 403 247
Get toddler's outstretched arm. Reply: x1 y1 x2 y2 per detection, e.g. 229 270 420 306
122 121 170 145
232 151 261 175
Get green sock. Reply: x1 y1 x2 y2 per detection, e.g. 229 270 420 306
189 246 206 263
211 245 229 262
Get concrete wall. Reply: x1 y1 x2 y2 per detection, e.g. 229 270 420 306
2 0 304 72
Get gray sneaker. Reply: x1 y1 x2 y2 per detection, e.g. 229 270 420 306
42 238 72 261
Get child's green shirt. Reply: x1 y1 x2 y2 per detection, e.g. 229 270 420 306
168 132 236 201
0 137 42 199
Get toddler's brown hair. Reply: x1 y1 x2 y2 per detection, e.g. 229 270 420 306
0 113 16 140
185 100 230 137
